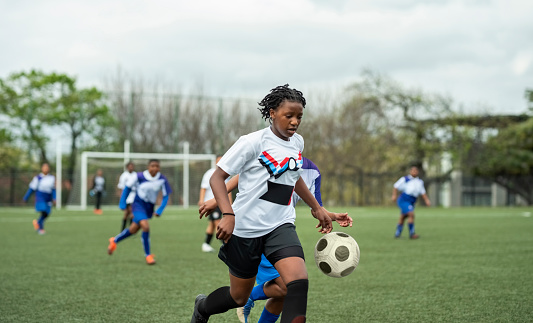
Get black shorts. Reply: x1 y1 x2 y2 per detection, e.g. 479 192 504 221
218 223 304 279
209 207 222 221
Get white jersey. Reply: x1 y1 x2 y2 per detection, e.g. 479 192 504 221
291 157 322 207
29 173 56 194
393 175 426 198
118 171 137 204
200 167 231 202
93 176 105 192
217 127 304 238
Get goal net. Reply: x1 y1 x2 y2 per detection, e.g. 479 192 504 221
66 151 216 210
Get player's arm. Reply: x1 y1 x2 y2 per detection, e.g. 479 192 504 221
391 187 399 202
155 193 169 216
294 177 332 234
323 207 353 227
421 193 431 207
199 175 239 219
210 167 234 241
23 188 34 202
198 188 206 206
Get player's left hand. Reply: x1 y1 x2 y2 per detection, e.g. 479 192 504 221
199 198 217 219
312 208 333 234
153 213 160 217
333 212 353 227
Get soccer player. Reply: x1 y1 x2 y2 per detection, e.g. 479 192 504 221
191 84 336 323
91 169 106 214
107 159 172 265
23 162 56 235
200 157 353 323
391 165 431 239
198 156 232 253
117 161 137 231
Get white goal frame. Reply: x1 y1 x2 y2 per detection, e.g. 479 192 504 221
73 149 215 210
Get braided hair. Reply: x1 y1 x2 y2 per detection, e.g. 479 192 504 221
258 84 306 121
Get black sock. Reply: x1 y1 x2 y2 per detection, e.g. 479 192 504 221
200 286 239 317
122 219 127 231
280 279 308 323
41 211 49 219
205 234 213 244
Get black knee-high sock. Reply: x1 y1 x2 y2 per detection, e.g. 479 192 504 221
280 279 308 323
121 219 127 231
41 211 49 219
205 233 213 244
199 286 239 317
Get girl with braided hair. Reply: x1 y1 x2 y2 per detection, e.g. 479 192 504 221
191 84 332 323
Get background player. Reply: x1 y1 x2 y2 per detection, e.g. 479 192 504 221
191 84 333 323
107 159 172 265
198 156 233 253
117 161 137 231
23 162 56 235
91 169 106 214
391 165 431 239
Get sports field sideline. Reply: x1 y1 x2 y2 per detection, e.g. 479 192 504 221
1 206 532 322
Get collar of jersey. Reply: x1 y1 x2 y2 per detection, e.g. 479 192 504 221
268 126 296 144
143 170 161 181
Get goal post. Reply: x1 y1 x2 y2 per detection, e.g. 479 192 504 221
67 150 216 210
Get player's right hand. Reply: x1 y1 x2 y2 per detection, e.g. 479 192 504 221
312 208 333 234
216 214 235 242
199 198 217 219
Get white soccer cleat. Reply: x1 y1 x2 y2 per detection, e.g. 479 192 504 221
202 243 215 253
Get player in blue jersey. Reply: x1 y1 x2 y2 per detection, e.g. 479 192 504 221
23 162 56 235
391 165 431 239
200 157 352 323
107 159 172 265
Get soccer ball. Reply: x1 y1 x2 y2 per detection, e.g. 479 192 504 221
314 232 360 278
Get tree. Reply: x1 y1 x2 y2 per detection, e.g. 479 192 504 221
471 117 533 205
0 70 66 163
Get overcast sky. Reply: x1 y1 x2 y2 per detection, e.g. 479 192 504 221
1 0 532 114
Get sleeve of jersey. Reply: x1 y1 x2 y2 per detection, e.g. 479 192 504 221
393 177 405 189
23 188 34 201
420 180 426 195
156 179 172 215
119 186 132 210
217 136 257 176
200 171 210 189
52 189 57 200
314 174 323 207
117 174 124 189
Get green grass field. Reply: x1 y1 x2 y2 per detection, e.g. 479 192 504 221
1 206 532 322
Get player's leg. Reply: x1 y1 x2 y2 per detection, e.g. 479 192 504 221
202 220 216 252
407 211 419 239
259 298 283 323
395 213 407 238
139 219 155 264
108 213 142 255
265 224 308 323
192 234 262 322
121 206 130 231
34 203 50 234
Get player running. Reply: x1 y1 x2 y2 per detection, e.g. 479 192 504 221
117 161 137 231
23 162 56 235
107 159 172 265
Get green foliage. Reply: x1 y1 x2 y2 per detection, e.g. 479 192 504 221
1 206 532 322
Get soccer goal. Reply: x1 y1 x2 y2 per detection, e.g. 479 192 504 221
65 146 216 210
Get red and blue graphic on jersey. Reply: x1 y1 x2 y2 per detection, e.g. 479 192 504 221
259 151 303 179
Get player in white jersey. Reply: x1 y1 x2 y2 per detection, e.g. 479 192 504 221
191 84 341 323
117 162 137 231
23 162 56 235
108 159 172 265
198 156 233 253
391 165 431 239
199 157 352 323
91 169 106 214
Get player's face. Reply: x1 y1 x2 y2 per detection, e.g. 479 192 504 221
127 163 134 172
41 163 50 175
269 100 304 141
148 162 160 176
410 167 419 177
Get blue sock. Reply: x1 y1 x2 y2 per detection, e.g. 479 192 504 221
408 223 415 236
38 216 46 230
141 231 151 256
395 223 403 237
258 307 279 323
250 282 267 301
114 228 132 243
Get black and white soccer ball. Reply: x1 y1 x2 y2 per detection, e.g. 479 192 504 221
314 232 360 278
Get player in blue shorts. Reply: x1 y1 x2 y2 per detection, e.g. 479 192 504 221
391 165 431 239
107 159 172 265
199 157 353 322
23 162 56 235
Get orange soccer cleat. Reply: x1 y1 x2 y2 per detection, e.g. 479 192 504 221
145 254 156 265
107 237 117 255
32 219 39 231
